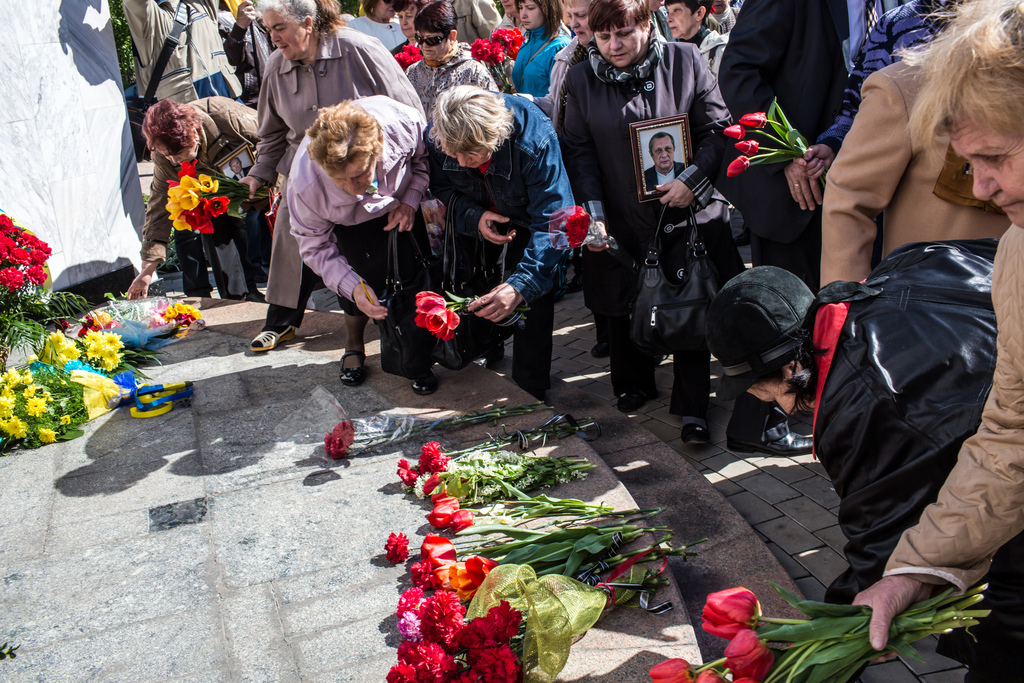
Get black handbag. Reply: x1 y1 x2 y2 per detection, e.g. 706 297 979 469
126 1 190 162
630 206 720 355
375 231 437 379
431 197 514 370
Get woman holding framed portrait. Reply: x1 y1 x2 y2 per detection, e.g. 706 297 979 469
561 0 743 443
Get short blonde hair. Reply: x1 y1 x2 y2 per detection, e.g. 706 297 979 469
305 102 384 176
429 86 515 155
906 0 1024 142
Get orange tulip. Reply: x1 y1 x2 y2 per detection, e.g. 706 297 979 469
448 556 498 600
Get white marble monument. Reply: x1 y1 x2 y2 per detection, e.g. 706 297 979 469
0 0 144 289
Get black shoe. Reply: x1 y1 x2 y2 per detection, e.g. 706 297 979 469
733 225 751 246
340 350 367 386
617 391 648 413
591 341 610 358
244 290 266 303
484 343 505 367
727 431 812 456
412 371 438 395
681 424 710 444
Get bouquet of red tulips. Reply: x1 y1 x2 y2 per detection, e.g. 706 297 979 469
724 100 823 186
414 290 529 341
650 582 988 683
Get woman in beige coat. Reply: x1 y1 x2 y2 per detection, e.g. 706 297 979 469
240 0 422 384
853 3 1024 678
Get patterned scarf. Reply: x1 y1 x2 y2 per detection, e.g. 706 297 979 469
587 23 663 87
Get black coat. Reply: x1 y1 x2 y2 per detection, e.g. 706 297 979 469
715 0 848 244
561 42 742 316
813 239 1024 671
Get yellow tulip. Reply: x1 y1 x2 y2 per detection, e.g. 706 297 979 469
197 175 219 193
178 191 199 211
180 175 202 191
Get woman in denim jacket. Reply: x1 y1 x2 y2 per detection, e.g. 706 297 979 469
426 85 574 400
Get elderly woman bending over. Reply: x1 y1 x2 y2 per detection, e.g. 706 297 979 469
289 98 437 393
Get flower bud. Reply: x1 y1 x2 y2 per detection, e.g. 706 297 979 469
734 140 759 156
724 124 746 140
649 658 696 682
725 629 773 681
739 112 767 128
702 587 761 639
726 156 751 177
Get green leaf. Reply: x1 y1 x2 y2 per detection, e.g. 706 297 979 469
793 600 871 619
803 641 875 683
57 429 85 442
767 580 805 610
886 635 923 662
757 616 867 642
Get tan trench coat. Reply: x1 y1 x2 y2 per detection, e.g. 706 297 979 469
249 28 423 308
124 0 241 102
142 97 258 263
887 225 1024 591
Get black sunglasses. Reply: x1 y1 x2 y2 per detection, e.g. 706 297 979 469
415 33 446 46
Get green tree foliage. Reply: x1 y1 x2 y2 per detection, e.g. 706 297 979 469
109 0 136 87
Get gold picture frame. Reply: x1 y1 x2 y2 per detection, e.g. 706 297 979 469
629 115 693 203
217 144 256 181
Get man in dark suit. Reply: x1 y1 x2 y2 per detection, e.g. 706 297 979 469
715 0 849 456
643 131 686 192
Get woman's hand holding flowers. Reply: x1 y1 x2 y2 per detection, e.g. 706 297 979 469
385 203 416 232
467 283 524 322
586 221 610 252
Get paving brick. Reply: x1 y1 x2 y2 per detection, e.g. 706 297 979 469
738 472 800 504
902 635 966 676
775 496 837 532
794 545 848 585
726 492 783 526
765 541 810 580
703 453 758 480
815 524 848 554
754 517 822 555
759 458 815 484
675 442 724 462
858 661 922 683
794 576 826 602
792 476 841 508
920 669 969 682
643 419 680 443
804 461 829 477
711 477 744 497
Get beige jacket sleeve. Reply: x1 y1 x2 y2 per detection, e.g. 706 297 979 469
886 226 1024 591
820 68 914 286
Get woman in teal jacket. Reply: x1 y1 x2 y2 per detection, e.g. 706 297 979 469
511 0 570 96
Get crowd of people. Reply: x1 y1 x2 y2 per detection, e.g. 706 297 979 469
122 0 1024 677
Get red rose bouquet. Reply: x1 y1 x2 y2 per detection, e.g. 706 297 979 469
470 28 522 93
395 44 422 70
650 582 989 683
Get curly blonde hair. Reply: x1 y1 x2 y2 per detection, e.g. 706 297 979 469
429 86 515 155
905 0 1024 142
305 102 384 176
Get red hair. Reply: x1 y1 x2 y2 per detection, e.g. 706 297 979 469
141 100 202 153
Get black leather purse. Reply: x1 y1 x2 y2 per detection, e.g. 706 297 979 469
376 231 438 379
630 206 720 355
431 197 514 370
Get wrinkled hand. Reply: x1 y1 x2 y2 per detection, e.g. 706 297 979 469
800 143 835 180
853 575 933 652
126 261 159 300
587 220 610 252
235 0 257 28
353 282 388 320
656 179 695 208
384 203 415 232
239 175 263 200
467 282 524 322
784 159 823 211
478 211 515 244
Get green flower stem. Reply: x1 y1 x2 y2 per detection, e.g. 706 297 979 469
759 617 810 625
695 657 727 673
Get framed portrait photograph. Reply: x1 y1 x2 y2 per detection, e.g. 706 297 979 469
217 144 256 181
629 115 693 203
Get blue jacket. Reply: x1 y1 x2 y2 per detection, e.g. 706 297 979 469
511 26 569 98
426 95 574 304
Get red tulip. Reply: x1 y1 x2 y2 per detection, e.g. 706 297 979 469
739 112 767 128
725 629 773 681
649 658 696 682
702 587 761 639
734 140 759 156
423 472 443 495
421 534 457 567
449 509 474 532
724 124 746 139
427 496 460 528
695 672 726 683
726 156 751 177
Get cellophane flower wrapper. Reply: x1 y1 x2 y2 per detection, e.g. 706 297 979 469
420 197 447 257
547 207 616 251
73 298 204 350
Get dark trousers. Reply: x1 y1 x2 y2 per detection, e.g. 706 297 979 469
594 312 609 345
264 263 321 331
606 314 711 421
511 291 554 400
244 208 272 268
175 228 212 297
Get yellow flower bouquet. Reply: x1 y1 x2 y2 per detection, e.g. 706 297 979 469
0 364 88 451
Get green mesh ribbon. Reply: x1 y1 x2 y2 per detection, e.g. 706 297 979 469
467 564 608 683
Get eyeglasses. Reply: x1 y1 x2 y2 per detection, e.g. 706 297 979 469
415 33 446 46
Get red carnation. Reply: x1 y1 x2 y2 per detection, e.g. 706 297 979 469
484 600 521 642
29 247 50 265
723 124 746 140
6 247 29 266
466 644 520 683
726 156 751 177
394 641 457 683
25 265 46 285
0 215 13 233
397 459 420 487
385 532 411 563
419 442 451 474
411 560 442 590
0 267 25 291
739 112 768 128
398 587 425 618
395 44 423 70
324 420 355 459
564 208 591 248
420 590 466 648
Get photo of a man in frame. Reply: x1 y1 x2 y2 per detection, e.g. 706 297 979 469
643 130 686 191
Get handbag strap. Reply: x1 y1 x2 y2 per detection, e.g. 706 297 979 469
645 204 703 267
385 226 430 294
143 1 191 105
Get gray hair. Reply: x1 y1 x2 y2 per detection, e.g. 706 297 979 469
429 86 515 155
258 0 346 35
